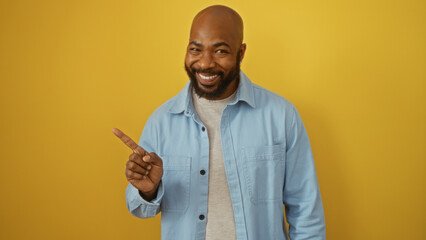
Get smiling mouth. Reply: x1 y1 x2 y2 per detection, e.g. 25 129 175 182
196 72 221 86
198 73 218 80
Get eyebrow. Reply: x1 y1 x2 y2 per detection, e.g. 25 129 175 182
188 41 231 49
213 42 231 48
189 41 202 47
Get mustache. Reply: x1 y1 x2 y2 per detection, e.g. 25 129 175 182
190 67 224 76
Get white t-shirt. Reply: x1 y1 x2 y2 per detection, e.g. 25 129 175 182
192 90 237 240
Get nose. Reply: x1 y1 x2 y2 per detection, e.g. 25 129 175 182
199 52 215 69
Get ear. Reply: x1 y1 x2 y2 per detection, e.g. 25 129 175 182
239 43 247 62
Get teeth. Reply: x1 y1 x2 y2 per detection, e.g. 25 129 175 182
199 73 218 80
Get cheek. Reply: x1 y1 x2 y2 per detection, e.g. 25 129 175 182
217 58 236 72
184 54 191 66
185 54 199 67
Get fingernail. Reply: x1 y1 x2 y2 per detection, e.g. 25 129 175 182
142 176 146 180
145 171 149 175
143 155 151 161
147 165 152 170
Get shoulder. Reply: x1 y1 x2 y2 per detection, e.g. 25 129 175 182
249 82 302 138
251 82 295 111
145 95 180 125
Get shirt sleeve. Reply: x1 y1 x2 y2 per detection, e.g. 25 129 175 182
126 181 164 218
283 105 326 239
125 115 164 218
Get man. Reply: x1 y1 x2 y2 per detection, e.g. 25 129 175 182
113 5 325 240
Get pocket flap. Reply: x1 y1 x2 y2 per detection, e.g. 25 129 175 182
243 144 285 161
161 156 191 170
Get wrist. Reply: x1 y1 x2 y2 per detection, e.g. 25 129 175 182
139 185 159 201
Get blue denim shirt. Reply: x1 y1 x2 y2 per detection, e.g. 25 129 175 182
126 71 326 240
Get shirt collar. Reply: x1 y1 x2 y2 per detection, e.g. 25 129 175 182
168 71 256 115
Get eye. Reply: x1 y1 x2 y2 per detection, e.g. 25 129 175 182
188 48 201 55
215 49 229 54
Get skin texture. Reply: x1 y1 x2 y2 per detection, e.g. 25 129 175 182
185 5 247 100
114 6 246 200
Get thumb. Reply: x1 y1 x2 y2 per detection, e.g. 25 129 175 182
143 152 163 167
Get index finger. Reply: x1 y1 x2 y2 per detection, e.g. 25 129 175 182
112 128 145 155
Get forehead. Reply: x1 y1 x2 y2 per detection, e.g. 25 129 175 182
189 14 239 47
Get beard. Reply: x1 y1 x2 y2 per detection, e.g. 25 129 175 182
185 51 241 99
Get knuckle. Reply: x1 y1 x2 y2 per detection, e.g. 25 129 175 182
127 161 135 169
152 152 163 163
152 152 161 160
140 161 147 167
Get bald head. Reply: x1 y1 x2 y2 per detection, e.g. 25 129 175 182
190 5 244 45
184 5 247 100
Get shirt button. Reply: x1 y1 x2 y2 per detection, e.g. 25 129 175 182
199 214 205 220
200 170 206 175
202 127 206 132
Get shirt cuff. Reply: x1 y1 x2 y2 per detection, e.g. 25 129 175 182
127 182 164 218
135 181 164 205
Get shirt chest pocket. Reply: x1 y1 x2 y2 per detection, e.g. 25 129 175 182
240 144 285 204
160 156 192 212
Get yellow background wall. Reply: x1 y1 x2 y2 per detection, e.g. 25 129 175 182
1 0 425 239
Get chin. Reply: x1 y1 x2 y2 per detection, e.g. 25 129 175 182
198 81 219 90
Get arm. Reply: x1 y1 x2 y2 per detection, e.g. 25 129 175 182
116 116 164 219
283 105 326 239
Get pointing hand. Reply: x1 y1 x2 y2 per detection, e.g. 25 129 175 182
112 128 163 200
